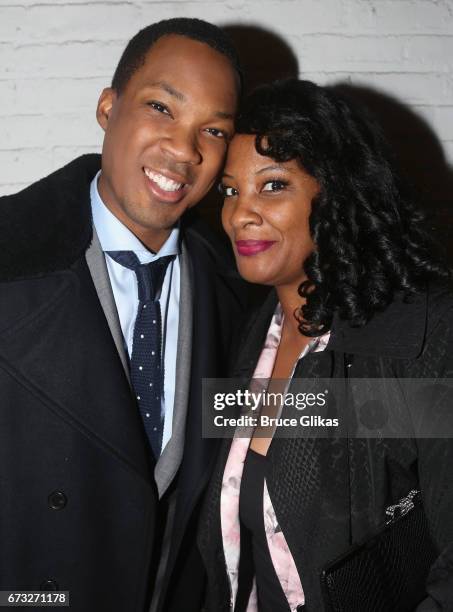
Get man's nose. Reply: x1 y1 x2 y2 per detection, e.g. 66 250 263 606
160 124 202 166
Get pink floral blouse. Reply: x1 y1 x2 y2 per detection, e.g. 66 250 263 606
220 303 330 611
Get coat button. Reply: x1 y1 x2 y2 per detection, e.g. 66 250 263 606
40 579 58 591
48 491 67 510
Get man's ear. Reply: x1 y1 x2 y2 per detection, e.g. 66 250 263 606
96 88 116 131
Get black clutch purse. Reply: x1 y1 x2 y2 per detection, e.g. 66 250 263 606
321 490 438 612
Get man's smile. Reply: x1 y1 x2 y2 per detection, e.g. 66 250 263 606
143 167 187 192
143 166 191 203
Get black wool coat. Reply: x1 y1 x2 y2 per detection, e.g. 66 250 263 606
198 286 453 612
0 155 245 612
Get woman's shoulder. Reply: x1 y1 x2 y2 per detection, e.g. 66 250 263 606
425 281 453 333
401 281 453 376
325 281 453 361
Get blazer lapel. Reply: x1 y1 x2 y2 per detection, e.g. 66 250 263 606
231 289 278 380
154 241 193 498
85 227 131 384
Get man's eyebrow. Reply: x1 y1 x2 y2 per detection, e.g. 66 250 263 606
148 82 233 120
149 81 185 102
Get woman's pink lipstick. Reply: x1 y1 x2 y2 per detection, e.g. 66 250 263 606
235 240 276 256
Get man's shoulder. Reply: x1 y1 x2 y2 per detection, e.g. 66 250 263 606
0 154 100 282
1 153 100 198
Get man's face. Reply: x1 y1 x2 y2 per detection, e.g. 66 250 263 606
96 34 239 251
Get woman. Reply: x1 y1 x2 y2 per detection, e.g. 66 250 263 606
198 79 453 612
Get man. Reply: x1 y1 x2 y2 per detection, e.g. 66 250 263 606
0 18 243 612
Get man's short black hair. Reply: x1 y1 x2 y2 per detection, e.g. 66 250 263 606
111 18 242 94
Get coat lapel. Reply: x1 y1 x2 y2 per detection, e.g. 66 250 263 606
154 240 193 498
230 289 278 380
85 227 131 384
0 257 152 483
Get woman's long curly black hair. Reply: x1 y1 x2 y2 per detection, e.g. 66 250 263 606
235 79 451 336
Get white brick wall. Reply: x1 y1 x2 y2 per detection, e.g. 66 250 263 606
1 0 452 195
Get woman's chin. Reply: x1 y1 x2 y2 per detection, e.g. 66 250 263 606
235 263 275 286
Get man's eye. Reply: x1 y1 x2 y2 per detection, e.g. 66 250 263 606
262 180 288 192
218 183 238 197
205 127 227 139
148 101 170 115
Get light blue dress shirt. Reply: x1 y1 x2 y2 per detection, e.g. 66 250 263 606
90 171 180 453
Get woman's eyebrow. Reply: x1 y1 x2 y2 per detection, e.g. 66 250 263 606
215 111 234 120
256 164 286 175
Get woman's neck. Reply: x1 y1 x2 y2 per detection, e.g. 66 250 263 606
276 282 307 338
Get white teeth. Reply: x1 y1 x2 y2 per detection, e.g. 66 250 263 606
144 168 183 192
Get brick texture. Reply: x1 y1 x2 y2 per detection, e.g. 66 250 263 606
0 0 452 198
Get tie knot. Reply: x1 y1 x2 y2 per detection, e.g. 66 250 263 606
107 251 175 302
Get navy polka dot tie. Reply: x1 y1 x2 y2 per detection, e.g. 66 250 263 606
107 251 175 459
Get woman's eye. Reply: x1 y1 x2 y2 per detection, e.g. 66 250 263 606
205 127 227 139
218 184 238 197
262 180 287 192
148 101 170 115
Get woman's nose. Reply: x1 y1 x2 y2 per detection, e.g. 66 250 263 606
227 193 263 230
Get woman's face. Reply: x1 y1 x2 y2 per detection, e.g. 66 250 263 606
221 134 320 288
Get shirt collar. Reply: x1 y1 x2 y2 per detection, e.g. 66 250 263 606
274 302 330 357
90 170 180 264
